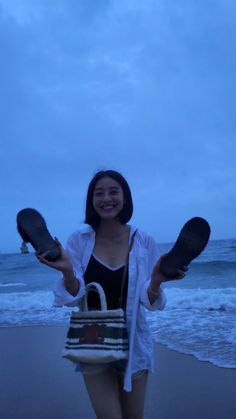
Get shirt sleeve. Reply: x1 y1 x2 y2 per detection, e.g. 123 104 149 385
52 233 86 307
139 234 167 311
140 283 166 311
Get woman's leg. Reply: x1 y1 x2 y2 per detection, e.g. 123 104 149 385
83 369 123 419
118 370 148 419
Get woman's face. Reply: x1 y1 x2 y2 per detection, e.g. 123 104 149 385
92 176 125 221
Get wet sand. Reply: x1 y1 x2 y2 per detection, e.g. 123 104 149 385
0 326 235 419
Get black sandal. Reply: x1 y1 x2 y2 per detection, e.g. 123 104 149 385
16 208 61 261
159 217 211 278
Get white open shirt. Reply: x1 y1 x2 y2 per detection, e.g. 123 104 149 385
53 224 166 392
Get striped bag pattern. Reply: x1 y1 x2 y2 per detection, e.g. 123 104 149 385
62 282 129 363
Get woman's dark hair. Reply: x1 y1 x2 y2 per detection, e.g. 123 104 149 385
85 170 133 228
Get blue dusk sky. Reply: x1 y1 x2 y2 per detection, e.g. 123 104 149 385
0 0 236 253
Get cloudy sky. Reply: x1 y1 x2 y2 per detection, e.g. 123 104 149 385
1 0 236 253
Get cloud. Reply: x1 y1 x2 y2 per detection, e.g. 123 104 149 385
0 0 236 251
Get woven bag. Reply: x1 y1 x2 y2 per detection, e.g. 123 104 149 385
62 282 129 363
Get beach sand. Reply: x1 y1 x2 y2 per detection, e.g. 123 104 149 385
0 326 235 419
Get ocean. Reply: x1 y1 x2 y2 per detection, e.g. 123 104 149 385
0 238 235 369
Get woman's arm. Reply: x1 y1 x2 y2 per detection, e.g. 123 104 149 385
37 239 81 294
37 236 85 306
63 268 80 296
140 234 186 310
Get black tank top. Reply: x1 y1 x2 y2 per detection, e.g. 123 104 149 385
84 255 128 310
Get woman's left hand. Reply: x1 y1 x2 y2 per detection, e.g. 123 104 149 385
151 253 188 287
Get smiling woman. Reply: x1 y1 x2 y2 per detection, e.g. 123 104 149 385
36 169 186 419
85 170 133 229
93 178 125 220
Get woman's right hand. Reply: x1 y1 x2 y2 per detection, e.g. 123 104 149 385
36 239 74 275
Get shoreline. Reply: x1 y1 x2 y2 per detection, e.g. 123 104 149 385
1 326 236 419
1 324 235 371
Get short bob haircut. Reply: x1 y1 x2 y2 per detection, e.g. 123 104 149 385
85 170 133 228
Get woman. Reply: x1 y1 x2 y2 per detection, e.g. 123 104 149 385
37 170 185 419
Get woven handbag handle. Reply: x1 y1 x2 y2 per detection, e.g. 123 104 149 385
84 282 108 312
117 229 137 308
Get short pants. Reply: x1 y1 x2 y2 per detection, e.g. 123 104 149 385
75 360 147 380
